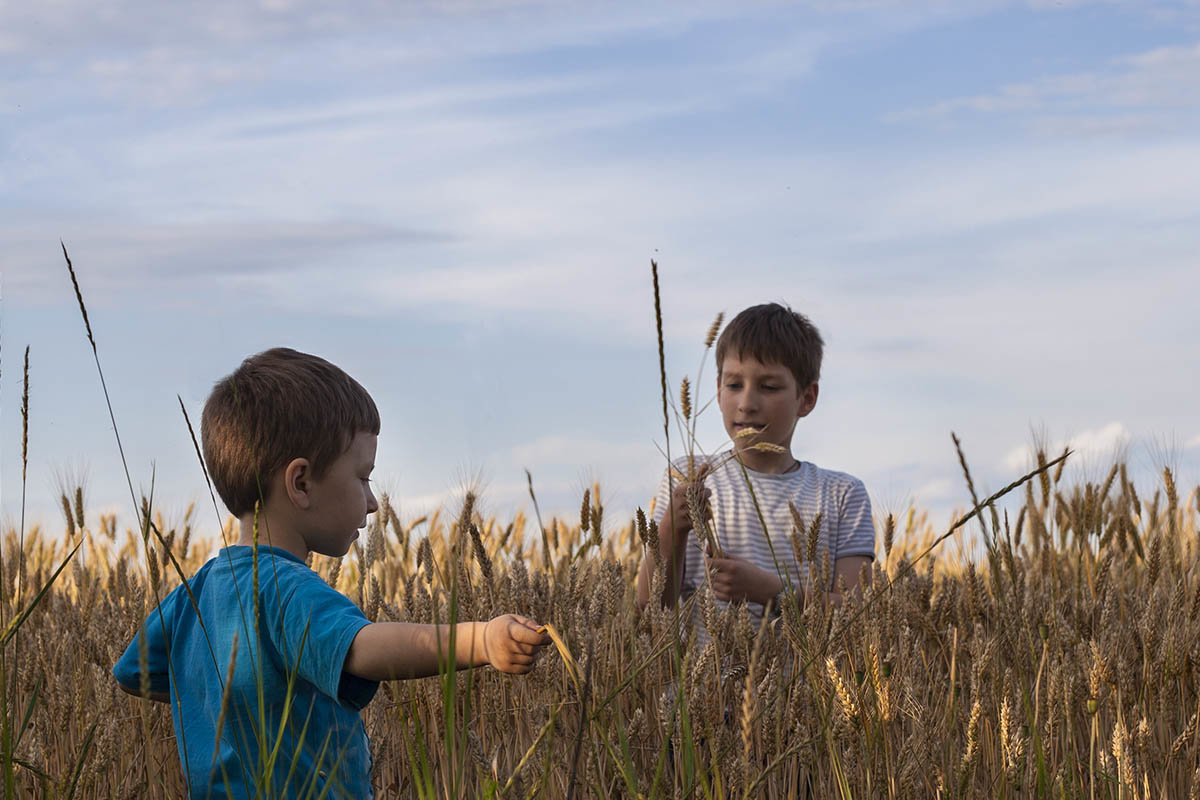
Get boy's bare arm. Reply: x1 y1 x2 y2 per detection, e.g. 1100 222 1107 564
636 469 711 609
116 680 170 703
824 555 871 608
344 615 550 681
635 527 688 610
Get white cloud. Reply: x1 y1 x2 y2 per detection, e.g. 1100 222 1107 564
846 142 1200 243
385 435 664 527
388 488 464 520
0 220 447 303
1187 434 1200 450
511 435 654 470
1002 422 1131 472
85 46 267 105
0 1 740 58
219 74 615 140
890 39 1200 133
510 435 665 517
1027 113 1172 137
7 0 1200 536
914 478 955 502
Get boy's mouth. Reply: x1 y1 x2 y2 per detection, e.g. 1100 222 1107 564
732 422 765 434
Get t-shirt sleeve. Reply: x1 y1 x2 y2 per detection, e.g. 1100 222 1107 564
269 572 379 711
835 478 877 561
113 586 178 696
649 457 711 527
649 458 713 596
650 467 671 526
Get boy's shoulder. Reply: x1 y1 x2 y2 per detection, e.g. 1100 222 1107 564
184 547 361 657
799 462 867 491
181 546 327 607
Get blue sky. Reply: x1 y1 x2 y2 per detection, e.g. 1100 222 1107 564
3 0 1199 544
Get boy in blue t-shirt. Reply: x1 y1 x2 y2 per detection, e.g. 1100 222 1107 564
114 347 549 798
635 303 876 627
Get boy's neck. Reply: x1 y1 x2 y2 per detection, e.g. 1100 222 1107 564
733 445 800 475
235 512 310 562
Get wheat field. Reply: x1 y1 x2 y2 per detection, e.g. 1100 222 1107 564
1 459 1197 799
3 254 1195 797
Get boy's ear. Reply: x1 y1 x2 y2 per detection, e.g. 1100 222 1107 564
282 457 315 509
797 382 819 418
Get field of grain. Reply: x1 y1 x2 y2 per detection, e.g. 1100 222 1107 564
1 459 1197 798
1 255 1194 798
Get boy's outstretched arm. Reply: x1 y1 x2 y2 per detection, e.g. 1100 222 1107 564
636 466 711 609
344 615 550 681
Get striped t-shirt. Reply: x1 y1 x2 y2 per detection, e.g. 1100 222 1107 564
651 451 876 628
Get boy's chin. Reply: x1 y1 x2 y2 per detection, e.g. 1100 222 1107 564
312 541 354 559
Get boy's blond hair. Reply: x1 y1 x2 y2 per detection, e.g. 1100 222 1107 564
715 302 824 388
201 347 380 517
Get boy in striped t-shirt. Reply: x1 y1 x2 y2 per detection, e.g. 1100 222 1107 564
636 303 876 630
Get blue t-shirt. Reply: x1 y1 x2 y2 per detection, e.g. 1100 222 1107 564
114 545 379 799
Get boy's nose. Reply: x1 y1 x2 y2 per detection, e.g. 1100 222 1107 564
366 489 380 514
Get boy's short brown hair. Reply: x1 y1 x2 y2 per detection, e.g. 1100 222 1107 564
201 347 381 517
715 303 824 389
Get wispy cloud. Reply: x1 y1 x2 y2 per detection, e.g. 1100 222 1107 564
384 435 663 524
845 142 1200 242
914 478 955 503
511 436 655 471
220 75 617 140
1187 434 1200 450
83 46 268 106
0 0 992 59
2 221 451 303
889 39 1200 134
7 0 1199 537
0 1 744 61
1002 422 1131 471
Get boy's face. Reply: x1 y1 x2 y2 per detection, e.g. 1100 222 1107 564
303 431 379 557
717 353 817 460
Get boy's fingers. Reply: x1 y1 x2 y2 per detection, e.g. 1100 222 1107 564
511 622 551 645
514 617 552 643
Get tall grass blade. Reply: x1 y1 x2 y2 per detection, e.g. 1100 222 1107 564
63 715 100 800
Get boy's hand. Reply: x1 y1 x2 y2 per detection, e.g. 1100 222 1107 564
481 615 551 674
663 463 712 540
705 552 783 606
